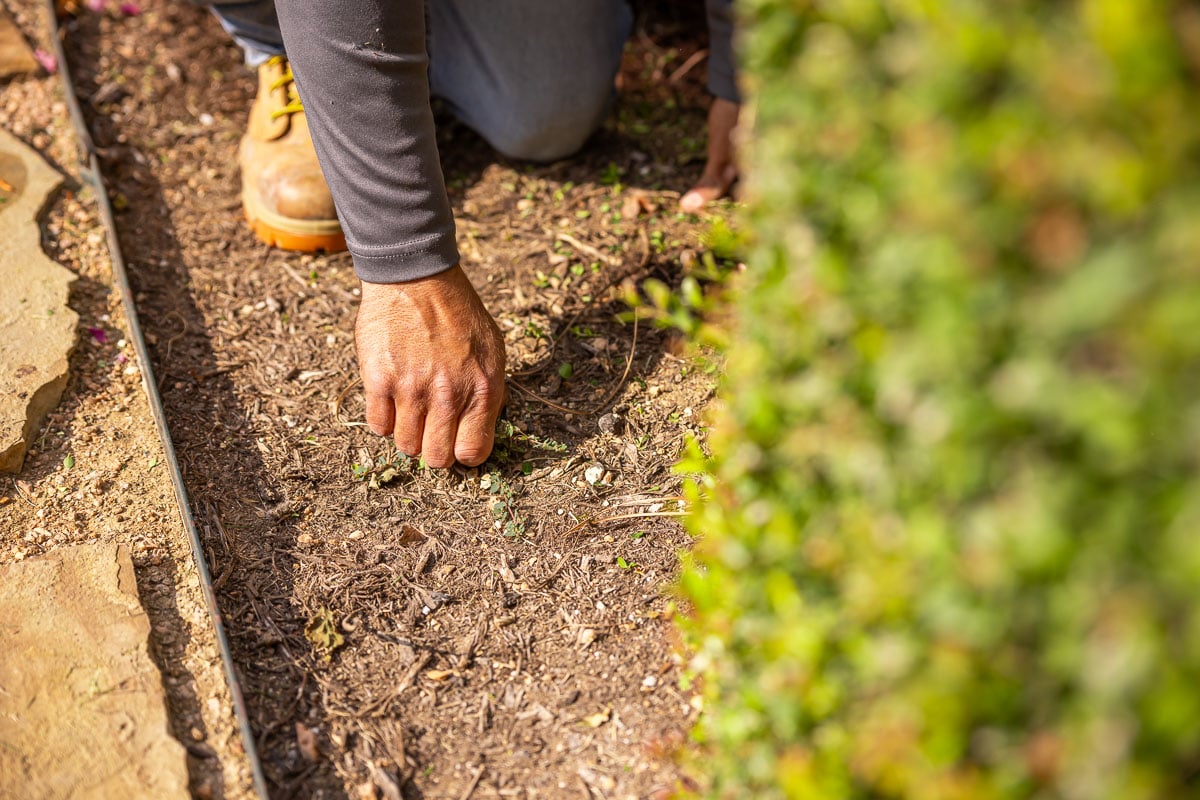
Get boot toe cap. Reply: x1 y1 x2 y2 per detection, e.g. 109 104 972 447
258 158 337 221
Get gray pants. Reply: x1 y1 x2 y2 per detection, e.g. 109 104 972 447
209 0 632 161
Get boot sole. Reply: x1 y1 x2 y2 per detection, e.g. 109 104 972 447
241 184 347 253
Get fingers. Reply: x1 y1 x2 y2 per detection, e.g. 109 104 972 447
392 380 500 468
681 162 738 213
454 384 506 467
681 177 728 213
419 384 460 468
409 380 504 468
356 271 507 468
391 394 426 458
364 389 396 437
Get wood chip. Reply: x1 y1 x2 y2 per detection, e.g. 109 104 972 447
581 707 611 728
295 722 319 761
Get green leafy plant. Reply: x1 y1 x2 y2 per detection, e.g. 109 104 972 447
482 470 525 538
679 1 1200 798
492 419 569 463
353 451 415 487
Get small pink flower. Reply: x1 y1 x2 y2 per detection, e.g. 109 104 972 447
88 326 108 344
33 49 57 74
118 2 140 15
85 0 105 11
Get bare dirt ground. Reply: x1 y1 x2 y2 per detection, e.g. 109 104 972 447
8 0 728 797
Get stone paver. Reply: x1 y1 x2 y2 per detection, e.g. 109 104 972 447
0 543 190 799
0 127 77 473
0 9 39 80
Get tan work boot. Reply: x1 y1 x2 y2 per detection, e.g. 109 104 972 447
238 55 346 252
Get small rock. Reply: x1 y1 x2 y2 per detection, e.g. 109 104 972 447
597 413 620 435
584 465 604 485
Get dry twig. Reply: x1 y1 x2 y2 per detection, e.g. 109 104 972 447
668 48 708 84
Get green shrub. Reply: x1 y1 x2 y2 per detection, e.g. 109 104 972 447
679 1 1200 798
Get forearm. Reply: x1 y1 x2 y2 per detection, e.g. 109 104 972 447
274 0 459 283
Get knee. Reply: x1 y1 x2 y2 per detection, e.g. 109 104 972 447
485 89 612 163
488 121 593 163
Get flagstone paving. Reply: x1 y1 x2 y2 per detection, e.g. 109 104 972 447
0 8 38 79
0 127 77 472
0 542 190 799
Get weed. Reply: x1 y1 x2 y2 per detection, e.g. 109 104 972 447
599 163 625 186
482 470 525 538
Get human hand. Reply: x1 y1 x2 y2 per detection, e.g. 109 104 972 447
356 265 507 467
680 97 740 213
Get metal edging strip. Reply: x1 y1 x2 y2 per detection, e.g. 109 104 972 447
45 3 271 796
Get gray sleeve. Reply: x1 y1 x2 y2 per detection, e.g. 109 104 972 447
274 0 459 283
706 0 741 104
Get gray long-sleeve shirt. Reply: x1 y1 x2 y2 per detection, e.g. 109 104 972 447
275 0 738 284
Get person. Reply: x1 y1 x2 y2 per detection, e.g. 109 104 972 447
206 0 740 468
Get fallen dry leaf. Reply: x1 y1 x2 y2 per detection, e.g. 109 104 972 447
396 524 425 546
304 607 345 662
425 669 456 682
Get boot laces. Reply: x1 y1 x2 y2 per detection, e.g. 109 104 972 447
267 55 303 119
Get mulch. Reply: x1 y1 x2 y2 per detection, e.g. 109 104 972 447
60 1 725 796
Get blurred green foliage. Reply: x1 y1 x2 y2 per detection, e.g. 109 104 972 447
679 1 1200 798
